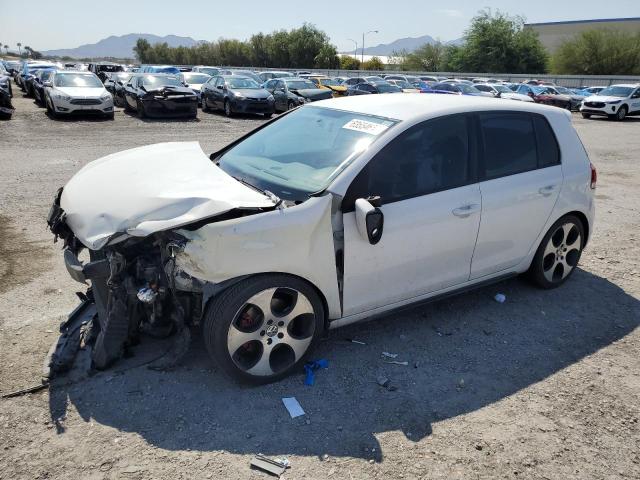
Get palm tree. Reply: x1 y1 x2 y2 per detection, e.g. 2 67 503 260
17 42 22 56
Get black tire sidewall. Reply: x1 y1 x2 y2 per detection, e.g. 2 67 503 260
529 215 585 289
617 106 627 121
203 274 325 385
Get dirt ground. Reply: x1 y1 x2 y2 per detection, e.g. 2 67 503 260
0 88 638 480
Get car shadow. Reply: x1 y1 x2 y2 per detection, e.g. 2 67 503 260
44 111 114 122
48 268 639 461
121 109 200 123
200 108 273 121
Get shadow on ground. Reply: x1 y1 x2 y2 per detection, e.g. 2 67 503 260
49 268 639 461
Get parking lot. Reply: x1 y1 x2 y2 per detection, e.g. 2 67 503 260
0 91 639 479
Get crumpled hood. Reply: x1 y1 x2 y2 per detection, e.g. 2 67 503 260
142 85 196 96
291 88 333 100
60 142 275 250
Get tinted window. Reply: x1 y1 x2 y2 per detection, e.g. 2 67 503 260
344 114 471 210
533 116 560 168
480 113 537 180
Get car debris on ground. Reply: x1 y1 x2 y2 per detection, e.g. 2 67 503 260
250 454 290 477
303 359 328 386
281 397 305 418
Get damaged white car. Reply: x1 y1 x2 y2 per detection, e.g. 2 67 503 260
47 95 596 384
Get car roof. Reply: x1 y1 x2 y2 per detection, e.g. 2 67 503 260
610 83 640 88
311 93 568 123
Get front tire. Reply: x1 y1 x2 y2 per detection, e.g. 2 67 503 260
615 105 627 121
137 99 146 118
581 113 591 119
528 215 585 289
203 274 325 384
224 99 232 117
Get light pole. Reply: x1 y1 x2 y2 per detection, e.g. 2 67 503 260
361 30 378 64
347 38 358 59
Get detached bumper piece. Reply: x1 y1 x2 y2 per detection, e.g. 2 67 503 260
42 291 97 382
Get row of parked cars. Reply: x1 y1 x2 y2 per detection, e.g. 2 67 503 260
2 59 640 121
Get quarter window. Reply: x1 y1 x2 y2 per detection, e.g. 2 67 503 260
480 113 537 179
533 116 561 168
344 114 472 210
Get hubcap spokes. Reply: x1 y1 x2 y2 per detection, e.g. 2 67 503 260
227 287 315 376
542 223 581 283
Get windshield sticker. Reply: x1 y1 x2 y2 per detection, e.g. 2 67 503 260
342 119 389 136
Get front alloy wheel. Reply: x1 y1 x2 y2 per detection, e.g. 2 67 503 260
203 275 324 384
529 215 584 289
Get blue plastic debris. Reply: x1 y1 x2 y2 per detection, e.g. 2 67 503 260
304 359 329 386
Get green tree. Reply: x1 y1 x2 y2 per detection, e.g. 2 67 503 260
339 55 361 70
404 43 446 71
133 38 151 62
362 56 385 71
288 23 331 68
315 44 339 68
454 9 547 73
552 29 640 75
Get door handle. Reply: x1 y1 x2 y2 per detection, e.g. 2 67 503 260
452 204 480 218
538 185 556 196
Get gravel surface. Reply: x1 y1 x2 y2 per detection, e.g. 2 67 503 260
0 89 638 480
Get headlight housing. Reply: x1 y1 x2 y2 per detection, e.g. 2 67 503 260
267 95 274 102
234 92 245 99
52 91 71 101
606 100 621 104
100 93 112 102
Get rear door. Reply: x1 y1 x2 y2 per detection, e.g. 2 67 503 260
470 112 563 279
342 114 482 315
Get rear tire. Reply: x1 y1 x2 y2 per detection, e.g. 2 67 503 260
287 100 295 110
528 215 585 289
203 274 325 384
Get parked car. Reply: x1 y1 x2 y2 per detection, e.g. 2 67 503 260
429 82 491 96
43 71 114 119
258 71 294 82
263 77 333 111
104 72 132 107
18 61 57 93
138 65 181 75
0 63 12 97
341 77 368 87
0 70 14 119
580 84 640 121
123 73 197 119
346 81 402 96
441 78 474 86
411 81 433 93
546 86 585 110
516 85 575 110
24 66 57 98
32 68 58 106
419 75 438 82
46 94 596 384
192 66 222 77
229 70 262 84
386 79 420 93
3 60 21 75
577 86 606 96
88 62 124 83
201 75 275 117
307 76 348 96
179 72 212 105
474 83 534 102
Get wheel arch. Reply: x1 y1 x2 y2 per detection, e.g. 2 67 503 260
201 271 331 331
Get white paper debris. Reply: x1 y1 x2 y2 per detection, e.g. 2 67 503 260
282 397 305 418
382 352 398 359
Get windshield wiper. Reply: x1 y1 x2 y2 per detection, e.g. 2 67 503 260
232 176 282 207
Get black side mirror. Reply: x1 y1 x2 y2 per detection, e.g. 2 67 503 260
355 197 384 245
217 85 223 90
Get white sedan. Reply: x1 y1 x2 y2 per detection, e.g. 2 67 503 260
44 71 114 119
475 83 534 102
47 95 596 384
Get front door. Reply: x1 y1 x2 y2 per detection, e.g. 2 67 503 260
341 114 481 316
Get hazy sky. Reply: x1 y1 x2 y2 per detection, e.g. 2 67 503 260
1 0 639 52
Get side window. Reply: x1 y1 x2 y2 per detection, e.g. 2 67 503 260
343 114 472 210
215 77 224 87
533 115 561 168
480 113 537 180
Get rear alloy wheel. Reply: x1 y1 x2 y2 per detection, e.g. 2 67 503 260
287 100 295 111
224 99 232 117
615 105 627 121
203 275 324 384
529 215 584 289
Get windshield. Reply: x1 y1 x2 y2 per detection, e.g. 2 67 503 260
218 106 397 200
54 73 102 87
413 81 431 89
599 86 633 97
142 75 182 88
321 78 342 86
555 87 573 95
183 73 210 84
226 77 260 89
376 82 401 93
494 85 511 93
459 84 481 94
394 80 413 89
285 80 316 90
152 66 180 74
110 72 129 81
197 67 220 76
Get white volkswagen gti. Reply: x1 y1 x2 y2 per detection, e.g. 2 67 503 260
44 71 114 119
580 84 640 121
47 94 596 384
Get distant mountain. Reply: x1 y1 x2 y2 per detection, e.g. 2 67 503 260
355 34 464 56
42 34 199 59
